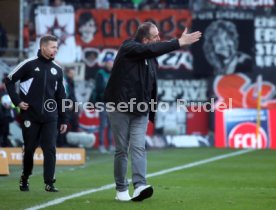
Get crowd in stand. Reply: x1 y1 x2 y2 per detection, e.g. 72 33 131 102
0 76 21 147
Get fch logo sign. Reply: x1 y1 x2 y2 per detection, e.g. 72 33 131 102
228 123 268 149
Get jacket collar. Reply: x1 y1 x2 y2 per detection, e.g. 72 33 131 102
37 50 54 62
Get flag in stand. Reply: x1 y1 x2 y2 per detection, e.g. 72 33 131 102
34 5 79 63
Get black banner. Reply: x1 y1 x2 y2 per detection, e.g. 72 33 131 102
191 10 254 77
254 15 276 71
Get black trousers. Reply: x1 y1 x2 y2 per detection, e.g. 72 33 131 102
21 120 57 184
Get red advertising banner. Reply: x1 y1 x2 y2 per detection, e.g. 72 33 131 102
75 9 192 47
215 109 276 149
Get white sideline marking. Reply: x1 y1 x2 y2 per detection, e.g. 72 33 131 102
26 149 252 210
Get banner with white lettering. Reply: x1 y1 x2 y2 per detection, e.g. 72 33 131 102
157 79 208 102
3 148 86 165
155 78 209 135
83 47 194 79
208 0 275 8
254 15 276 70
35 5 80 63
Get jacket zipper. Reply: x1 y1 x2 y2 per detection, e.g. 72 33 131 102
41 68 47 115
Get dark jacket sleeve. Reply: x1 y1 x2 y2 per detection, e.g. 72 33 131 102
123 39 180 59
5 62 28 106
55 70 68 124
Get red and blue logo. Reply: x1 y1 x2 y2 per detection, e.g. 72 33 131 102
228 122 268 149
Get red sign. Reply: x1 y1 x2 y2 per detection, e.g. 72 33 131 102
228 122 268 149
215 109 276 149
75 9 192 47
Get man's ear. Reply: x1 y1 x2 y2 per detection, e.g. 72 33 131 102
41 44 45 51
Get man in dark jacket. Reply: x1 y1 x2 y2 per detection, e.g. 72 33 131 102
104 22 201 201
5 34 67 192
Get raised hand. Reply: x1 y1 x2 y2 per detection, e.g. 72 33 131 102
178 28 202 47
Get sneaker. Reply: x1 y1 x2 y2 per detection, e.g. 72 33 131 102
45 184 59 192
108 145 115 153
19 175 29 192
131 185 153 202
99 145 107 154
115 190 131 201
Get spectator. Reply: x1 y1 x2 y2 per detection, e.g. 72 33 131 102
110 0 134 8
0 75 8 97
91 56 114 153
64 67 79 131
57 67 79 147
65 0 94 9
96 0 110 9
50 0 65 7
84 50 99 80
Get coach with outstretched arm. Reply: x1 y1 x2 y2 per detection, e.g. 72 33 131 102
104 22 202 202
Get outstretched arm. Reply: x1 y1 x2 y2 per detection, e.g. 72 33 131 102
178 28 202 47
123 28 202 59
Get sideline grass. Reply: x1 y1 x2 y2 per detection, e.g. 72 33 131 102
0 148 275 210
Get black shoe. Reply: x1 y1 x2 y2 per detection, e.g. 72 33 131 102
45 184 59 192
19 175 29 192
131 185 153 202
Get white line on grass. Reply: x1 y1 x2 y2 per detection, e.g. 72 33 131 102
26 149 253 210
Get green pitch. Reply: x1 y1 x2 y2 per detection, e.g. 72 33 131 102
0 148 276 210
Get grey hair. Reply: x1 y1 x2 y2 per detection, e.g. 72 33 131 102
134 22 156 42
